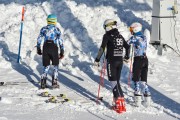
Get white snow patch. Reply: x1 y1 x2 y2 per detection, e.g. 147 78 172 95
0 117 8 120
0 97 12 104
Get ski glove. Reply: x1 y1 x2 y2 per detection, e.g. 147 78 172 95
124 55 129 60
95 58 100 63
59 53 64 59
37 47 42 55
94 61 100 67
123 55 129 63
93 58 100 67
59 49 64 59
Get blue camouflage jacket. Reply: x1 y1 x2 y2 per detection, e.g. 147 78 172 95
37 25 64 51
128 32 147 57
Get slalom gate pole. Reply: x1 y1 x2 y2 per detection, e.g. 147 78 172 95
128 44 134 87
17 6 25 63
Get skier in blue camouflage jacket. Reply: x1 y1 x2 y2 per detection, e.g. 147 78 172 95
37 14 64 89
128 22 151 96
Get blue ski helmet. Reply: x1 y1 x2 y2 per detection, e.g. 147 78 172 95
47 14 57 25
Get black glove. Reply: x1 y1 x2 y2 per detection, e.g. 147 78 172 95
59 49 64 59
124 55 129 60
93 58 100 67
37 47 42 55
95 58 100 62
59 53 64 59
94 61 100 67
123 55 129 63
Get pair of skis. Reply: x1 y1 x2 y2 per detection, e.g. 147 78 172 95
39 91 70 104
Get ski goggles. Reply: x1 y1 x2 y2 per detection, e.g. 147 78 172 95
129 27 134 33
47 18 57 25
103 21 117 29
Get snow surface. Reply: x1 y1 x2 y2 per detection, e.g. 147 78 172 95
0 0 180 120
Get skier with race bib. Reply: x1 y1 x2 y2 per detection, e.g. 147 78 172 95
128 22 151 106
94 19 130 113
37 14 64 89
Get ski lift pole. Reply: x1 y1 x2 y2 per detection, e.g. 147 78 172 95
17 6 25 63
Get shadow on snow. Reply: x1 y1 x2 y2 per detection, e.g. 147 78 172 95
0 39 40 88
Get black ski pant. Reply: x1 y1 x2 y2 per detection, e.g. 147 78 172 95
107 59 124 98
42 40 59 67
132 56 148 83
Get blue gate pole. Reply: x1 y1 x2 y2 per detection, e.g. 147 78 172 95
17 6 25 63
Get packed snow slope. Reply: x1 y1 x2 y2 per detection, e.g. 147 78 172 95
0 0 180 120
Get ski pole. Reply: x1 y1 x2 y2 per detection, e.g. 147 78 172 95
97 56 106 102
128 44 134 87
101 50 107 87
101 54 106 87
100 58 106 87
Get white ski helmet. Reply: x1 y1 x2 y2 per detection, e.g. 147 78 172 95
130 22 142 33
103 19 117 31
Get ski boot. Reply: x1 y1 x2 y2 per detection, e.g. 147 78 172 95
143 88 151 97
142 82 151 96
52 79 59 89
112 97 126 113
142 86 151 107
41 77 47 89
134 82 142 107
